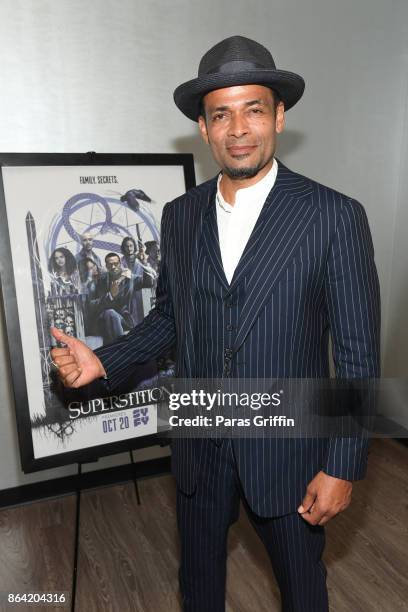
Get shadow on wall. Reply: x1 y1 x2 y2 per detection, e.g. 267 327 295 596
171 129 307 182
171 134 218 181
383 277 408 383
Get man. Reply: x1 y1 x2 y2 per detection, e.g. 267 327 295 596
89 252 134 344
51 36 380 611
144 240 160 274
76 232 103 282
120 236 156 325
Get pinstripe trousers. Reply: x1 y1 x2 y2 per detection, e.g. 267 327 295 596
177 439 328 612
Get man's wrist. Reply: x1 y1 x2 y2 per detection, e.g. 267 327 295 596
322 468 353 483
95 357 107 380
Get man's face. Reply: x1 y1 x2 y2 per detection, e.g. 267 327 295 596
106 256 122 277
82 235 93 251
146 244 159 259
198 84 285 180
123 239 135 256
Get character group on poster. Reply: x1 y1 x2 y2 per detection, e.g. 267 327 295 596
47 231 160 345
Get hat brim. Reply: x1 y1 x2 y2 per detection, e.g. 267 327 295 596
173 69 305 121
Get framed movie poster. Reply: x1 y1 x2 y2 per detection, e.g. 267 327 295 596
0 153 195 472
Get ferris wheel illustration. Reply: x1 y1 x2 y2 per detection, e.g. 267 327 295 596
45 188 160 260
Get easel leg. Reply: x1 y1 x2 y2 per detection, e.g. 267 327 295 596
71 463 82 612
130 451 141 505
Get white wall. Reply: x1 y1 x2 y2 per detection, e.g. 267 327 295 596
382 49 408 427
0 0 407 488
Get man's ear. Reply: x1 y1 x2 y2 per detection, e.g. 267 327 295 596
198 115 209 144
275 101 285 134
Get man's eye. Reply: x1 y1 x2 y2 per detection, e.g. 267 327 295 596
212 113 225 121
250 108 263 114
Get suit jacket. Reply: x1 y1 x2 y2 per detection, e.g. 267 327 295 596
89 272 134 329
96 160 381 517
120 256 155 326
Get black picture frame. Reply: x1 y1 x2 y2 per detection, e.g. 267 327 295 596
0 152 195 473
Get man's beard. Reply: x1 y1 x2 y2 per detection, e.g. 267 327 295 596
223 165 261 179
222 157 270 180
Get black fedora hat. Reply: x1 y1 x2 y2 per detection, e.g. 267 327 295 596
173 35 305 122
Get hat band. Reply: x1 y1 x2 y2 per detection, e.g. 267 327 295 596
204 59 272 75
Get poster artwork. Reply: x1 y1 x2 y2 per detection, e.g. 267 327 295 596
1 162 189 465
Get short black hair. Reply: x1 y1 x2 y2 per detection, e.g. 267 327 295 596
198 87 282 121
105 252 120 263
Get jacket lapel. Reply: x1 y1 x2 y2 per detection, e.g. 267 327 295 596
232 161 318 353
200 200 230 289
181 179 218 376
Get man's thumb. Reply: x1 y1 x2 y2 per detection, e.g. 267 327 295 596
298 490 316 514
50 326 74 346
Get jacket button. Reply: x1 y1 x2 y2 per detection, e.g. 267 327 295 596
226 324 234 331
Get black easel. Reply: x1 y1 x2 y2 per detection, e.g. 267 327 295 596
70 463 82 612
130 450 141 505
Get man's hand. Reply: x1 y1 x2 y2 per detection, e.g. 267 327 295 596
50 327 106 388
110 279 121 298
297 470 352 526
110 274 128 297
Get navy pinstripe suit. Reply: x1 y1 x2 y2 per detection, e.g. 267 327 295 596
96 159 380 610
